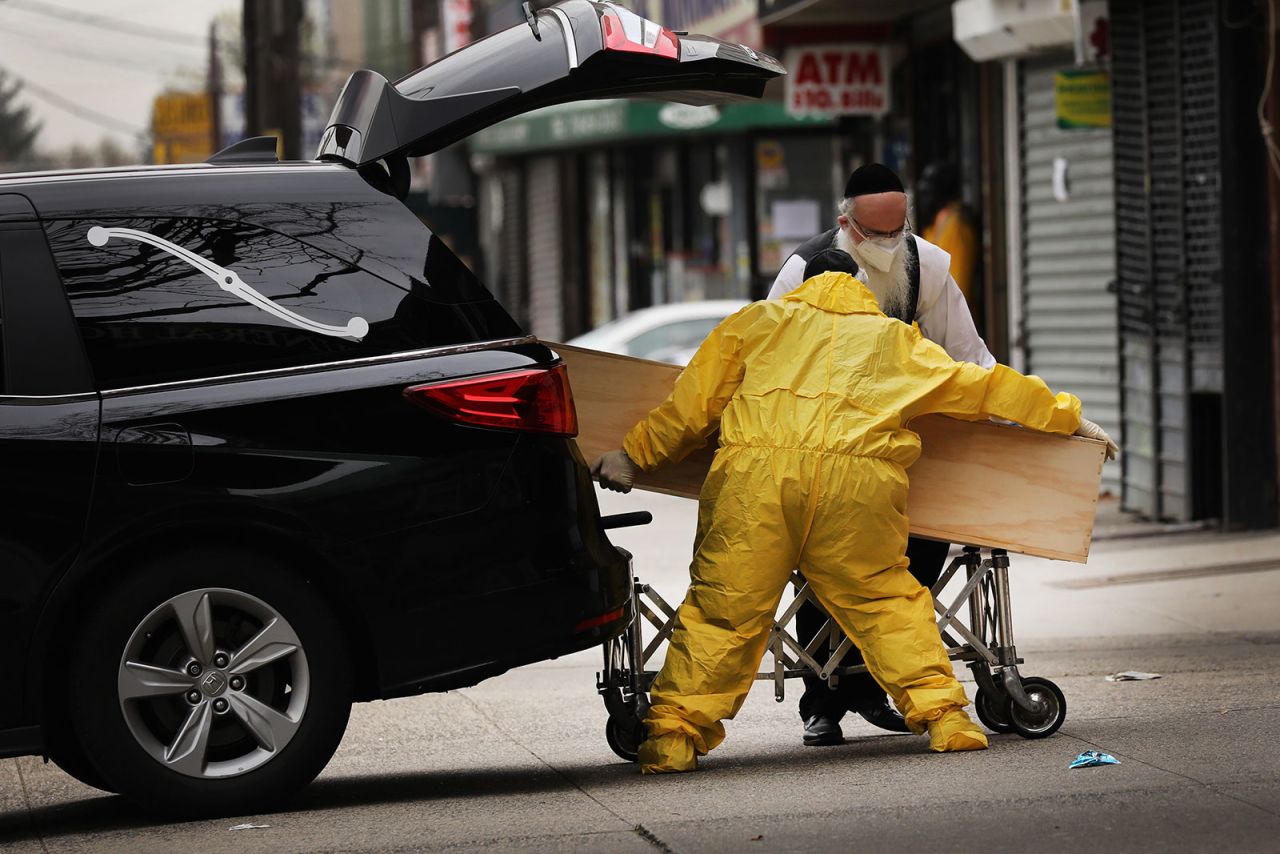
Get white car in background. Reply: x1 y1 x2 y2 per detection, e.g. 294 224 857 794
567 300 749 365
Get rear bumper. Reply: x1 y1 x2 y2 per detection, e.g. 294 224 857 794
370 435 633 699
377 596 631 699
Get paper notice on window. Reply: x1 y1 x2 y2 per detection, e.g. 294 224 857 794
770 200 821 239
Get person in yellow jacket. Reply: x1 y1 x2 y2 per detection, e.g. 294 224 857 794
591 249 1116 774
918 161 980 317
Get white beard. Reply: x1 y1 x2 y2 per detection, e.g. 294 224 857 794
836 228 913 320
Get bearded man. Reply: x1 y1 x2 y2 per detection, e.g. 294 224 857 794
766 162 995 745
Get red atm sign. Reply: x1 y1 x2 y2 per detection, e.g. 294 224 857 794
783 44 891 117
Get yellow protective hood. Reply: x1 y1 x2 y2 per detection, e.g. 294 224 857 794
780 271 884 316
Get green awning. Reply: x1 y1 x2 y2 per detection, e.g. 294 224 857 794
470 99 833 155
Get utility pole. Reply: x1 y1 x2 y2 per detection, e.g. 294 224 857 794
1267 0 1280 525
243 0 304 160
411 0 436 69
208 21 222 154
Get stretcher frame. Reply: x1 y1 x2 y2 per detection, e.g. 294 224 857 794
599 542 1066 753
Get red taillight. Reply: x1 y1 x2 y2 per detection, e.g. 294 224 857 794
575 607 625 633
404 364 578 437
601 9 679 59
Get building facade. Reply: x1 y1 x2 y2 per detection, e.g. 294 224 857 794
471 0 983 341
1106 0 1276 528
954 0 1278 528
470 0 840 339
953 0 1122 496
312 0 1280 530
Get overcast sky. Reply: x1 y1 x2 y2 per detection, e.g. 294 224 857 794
0 0 239 153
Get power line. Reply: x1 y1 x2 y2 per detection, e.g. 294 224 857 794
0 65 145 136
0 21 203 75
0 0 363 69
0 0 208 49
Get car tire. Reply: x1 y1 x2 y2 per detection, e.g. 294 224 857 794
68 549 352 817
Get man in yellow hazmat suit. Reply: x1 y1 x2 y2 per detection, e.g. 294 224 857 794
591 249 1116 774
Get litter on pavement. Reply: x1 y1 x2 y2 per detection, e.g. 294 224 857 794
229 824 271 831
1105 671 1162 681
1070 750 1121 769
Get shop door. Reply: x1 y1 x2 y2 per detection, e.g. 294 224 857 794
526 156 565 339
1018 55 1120 497
1110 0 1224 521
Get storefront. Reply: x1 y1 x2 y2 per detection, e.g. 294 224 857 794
469 99 834 338
1017 55 1120 497
952 0 1122 496
759 0 989 324
953 0 1278 526
1106 0 1275 527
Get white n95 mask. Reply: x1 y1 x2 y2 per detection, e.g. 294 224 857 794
852 234 902 272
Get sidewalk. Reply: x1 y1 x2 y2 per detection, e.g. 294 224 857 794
1001 495 1280 641
1090 493 1216 541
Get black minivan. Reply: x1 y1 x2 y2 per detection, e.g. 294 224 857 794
0 1 782 815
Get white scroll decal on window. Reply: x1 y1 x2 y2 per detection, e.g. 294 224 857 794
86 226 370 342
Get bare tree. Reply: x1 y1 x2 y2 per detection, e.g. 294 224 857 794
0 69 43 167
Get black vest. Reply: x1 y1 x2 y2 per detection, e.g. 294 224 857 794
789 228 921 324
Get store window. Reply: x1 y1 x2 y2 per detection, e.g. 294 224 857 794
754 135 842 279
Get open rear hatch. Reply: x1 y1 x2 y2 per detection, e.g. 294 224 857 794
317 0 785 167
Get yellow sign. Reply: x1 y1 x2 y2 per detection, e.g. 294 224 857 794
151 92 214 164
756 139 784 171
1055 69 1111 130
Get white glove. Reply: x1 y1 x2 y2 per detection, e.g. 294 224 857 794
591 449 638 493
1074 417 1118 461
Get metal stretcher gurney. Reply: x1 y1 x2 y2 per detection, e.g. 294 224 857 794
596 517 1067 761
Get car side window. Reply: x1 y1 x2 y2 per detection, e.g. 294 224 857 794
44 217 472 388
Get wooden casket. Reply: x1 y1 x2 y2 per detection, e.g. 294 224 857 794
551 342 1106 564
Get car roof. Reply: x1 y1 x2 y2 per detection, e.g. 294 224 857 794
0 162 377 225
0 160 336 188
567 300 747 347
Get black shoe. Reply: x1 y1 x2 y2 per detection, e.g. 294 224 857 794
802 714 844 746
855 695 911 733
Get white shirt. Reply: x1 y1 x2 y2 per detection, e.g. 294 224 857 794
766 233 996 369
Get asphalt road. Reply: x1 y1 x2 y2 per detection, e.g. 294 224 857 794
3 491 1279 853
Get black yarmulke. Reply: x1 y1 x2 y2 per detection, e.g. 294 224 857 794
843 163 905 198
804 248 859 280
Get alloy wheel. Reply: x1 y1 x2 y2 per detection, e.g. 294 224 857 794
116 587 310 779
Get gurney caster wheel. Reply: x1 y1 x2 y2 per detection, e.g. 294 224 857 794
974 687 1014 734
606 716 641 763
1004 677 1066 739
